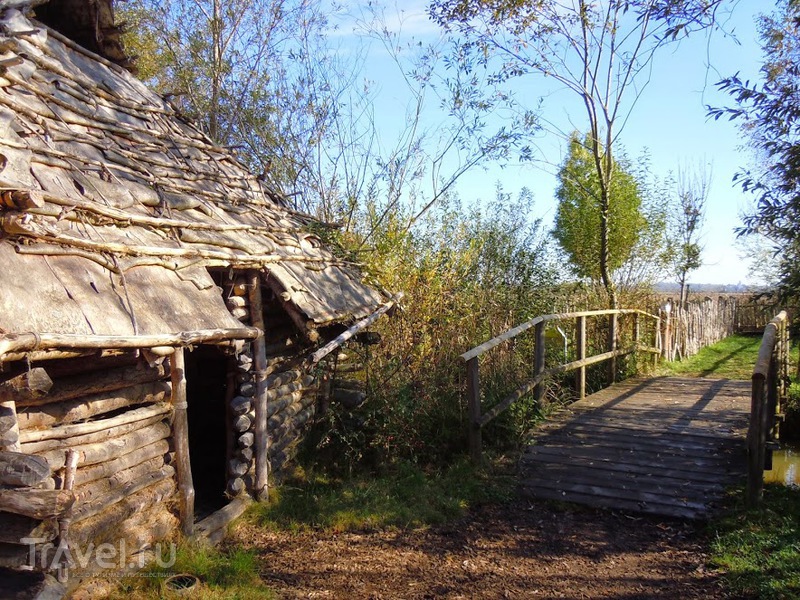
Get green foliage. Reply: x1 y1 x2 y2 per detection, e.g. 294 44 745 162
248 460 514 533
553 133 646 282
709 485 800 599
308 186 563 470
712 0 800 303
659 334 763 380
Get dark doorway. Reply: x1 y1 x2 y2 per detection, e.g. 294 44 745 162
184 345 230 517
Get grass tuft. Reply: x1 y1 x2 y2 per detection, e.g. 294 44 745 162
247 458 515 533
709 484 800 599
109 541 274 599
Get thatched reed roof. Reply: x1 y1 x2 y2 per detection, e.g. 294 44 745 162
0 3 385 341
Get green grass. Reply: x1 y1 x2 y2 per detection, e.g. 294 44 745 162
110 542 274 599
709 485 800 599
247 458 515 533
660 334 764 379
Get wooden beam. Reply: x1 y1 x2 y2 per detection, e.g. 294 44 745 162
0 450 49 487
575 315 586 400
0 488 75 520
466 357 481 464
247 270 269 502
0 327 260 359
308 293 404 364
533 321 546 405
170 347 194 536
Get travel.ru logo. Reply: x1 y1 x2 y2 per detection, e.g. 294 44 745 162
20 537 177 578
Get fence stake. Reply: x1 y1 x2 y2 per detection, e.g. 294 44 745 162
575 315 586 400
466 357 482 464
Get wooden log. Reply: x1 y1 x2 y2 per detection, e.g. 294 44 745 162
17 381 170 430
0 450 50 487
20 402 172 448
72 466 176 523
0 367 53 406
235 372 252 384
194 496 251 543
74 455 167 505
0 489 74 520
266 381 305 403
16 363 167 408
247 271 269 502
70 478 175 547
237 448 253 462
0 394 20 451
238 432 254 448
170 348 194 537
72 439 169 488
0 512 56 544
0 328 260 358
230 396 252 416
38 421 172 471
228 459 249 477
226 477 245 497
233 414 252 433
0 541 31 568
55 450 79 583
238 382 255 397
308 293 402 364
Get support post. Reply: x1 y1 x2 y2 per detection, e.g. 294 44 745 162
746 375 767 508
608 312 618 385
170 347 195 536
247 270 269 501
533 321 546 405
575 315 586 400
466 357 482 464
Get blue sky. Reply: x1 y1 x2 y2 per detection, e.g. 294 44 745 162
336 0 767 285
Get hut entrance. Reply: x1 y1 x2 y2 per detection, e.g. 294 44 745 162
185 345 230 517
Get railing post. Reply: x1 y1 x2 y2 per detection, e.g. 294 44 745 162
466 357 482 464
747 375 766 508
533 321 546 405
608 312 618 385
575 315 586 400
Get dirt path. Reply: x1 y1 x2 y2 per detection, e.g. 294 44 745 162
232 500 728 599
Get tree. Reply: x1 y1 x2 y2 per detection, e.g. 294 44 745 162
553 133 645 284
429 0 729 307
711 0 800 300
671 164 709 307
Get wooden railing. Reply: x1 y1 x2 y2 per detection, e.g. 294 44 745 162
747 310 790 507
461 309 661 463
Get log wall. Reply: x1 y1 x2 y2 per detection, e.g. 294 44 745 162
221 274 318 494
0 352 177 572
0 271 332 574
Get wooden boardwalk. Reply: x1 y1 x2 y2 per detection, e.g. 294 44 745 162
519 377 751 520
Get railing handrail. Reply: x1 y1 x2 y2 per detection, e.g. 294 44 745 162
460 308 659 362
747 310 789 507
463 307 661 463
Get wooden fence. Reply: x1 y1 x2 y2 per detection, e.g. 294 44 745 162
461 309 661 463
747 311 790 507
660 296 737 361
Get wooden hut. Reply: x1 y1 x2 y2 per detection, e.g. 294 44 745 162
0 0 392 581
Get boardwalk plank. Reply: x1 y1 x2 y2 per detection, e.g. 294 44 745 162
519 377 751 520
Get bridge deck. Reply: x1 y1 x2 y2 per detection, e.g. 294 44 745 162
519 377 751 520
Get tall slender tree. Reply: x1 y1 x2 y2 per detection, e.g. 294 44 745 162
430 0 729 307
